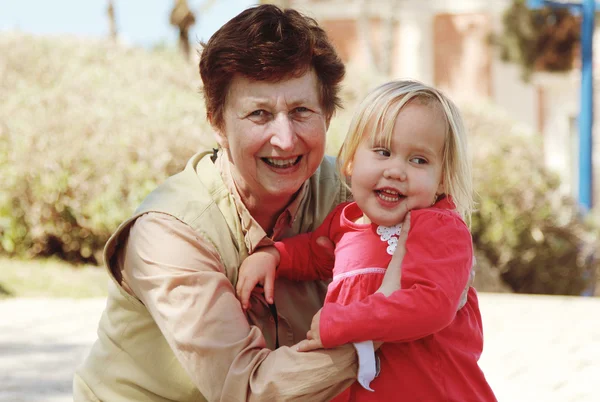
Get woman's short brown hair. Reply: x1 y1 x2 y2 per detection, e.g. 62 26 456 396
199 4 345 130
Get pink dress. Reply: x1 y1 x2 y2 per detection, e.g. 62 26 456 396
274 197 497 401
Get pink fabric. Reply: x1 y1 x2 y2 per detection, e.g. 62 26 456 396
275 198 497 401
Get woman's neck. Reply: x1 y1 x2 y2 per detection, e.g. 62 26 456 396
244 194 293 234
226 157 294 234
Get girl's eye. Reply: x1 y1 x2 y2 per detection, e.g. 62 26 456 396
410 157 428 165
374 148 390 157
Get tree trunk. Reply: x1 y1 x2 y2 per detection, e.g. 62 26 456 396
107 0 117 42
170 0 196 59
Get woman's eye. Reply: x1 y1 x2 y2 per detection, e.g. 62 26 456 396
249 110 266 117
248 110 272 123
292 107 311 116
410 157 427 165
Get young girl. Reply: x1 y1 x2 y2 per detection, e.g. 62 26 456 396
236 80 496 401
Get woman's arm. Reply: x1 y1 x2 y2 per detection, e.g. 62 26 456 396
319 211 473 348
123 213 357 401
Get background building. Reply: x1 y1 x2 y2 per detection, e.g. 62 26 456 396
267 0 597 203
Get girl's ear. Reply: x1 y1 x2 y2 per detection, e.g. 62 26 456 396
437 178 445 195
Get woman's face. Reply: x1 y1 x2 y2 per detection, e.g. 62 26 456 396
216 70 327 208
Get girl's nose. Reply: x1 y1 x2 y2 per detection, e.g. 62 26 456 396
384 164 407 181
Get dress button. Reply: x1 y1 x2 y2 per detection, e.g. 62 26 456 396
269 316 275 323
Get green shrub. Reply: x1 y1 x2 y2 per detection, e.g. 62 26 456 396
0 33 214 263
2 34 598 296
465 104 599 295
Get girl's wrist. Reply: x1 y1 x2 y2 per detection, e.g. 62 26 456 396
262 246 281 266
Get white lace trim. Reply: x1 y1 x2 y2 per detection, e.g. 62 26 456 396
376 223 402 255
333 267 387 282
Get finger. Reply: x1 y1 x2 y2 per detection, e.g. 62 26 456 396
399 212 411 239
238 280 255 311
235 276 244 297
296 339 322 352
264 270 275 304
389 212 411 266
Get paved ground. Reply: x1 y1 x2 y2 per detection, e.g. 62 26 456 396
1 293 598 401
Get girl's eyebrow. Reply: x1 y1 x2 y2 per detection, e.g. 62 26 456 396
414 144 437 155
405 143 440 159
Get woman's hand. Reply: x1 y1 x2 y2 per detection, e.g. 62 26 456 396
295 309 324 352
376 213 411 297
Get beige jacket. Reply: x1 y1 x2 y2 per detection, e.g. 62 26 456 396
73 150 357 401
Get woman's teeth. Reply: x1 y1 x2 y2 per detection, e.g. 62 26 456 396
264 156 301 168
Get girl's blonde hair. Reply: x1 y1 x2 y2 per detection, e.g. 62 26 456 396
337 80 473 221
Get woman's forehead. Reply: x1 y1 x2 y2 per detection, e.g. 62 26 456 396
226 70 320 105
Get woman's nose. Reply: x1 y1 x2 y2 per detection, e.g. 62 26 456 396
269 114 296 151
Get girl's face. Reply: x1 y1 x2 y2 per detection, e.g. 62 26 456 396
349 102 446 227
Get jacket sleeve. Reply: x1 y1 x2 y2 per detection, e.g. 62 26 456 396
274 203 347 281
319 211 473 347
123 213 357 402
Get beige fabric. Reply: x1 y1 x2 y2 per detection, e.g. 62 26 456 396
74 150 356 401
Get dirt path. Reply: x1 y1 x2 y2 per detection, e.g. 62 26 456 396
1 293 598 401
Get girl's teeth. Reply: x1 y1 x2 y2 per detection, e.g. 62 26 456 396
378 192 398 202
377 190 401 202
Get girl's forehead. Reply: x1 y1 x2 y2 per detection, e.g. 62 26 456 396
371 100 447 140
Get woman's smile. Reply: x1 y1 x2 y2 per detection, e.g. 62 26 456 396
261 155 303 169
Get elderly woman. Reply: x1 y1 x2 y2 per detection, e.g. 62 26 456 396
74 4 398 402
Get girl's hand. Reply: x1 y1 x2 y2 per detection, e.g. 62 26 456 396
377 212 411 297
295 309 324 352
236 247 280 310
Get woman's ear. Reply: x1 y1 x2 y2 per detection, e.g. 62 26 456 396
325 114 332 131
208 113 229 149
213 129 229 149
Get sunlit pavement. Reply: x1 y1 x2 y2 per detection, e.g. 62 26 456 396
1 293 598 402
478 293 599 402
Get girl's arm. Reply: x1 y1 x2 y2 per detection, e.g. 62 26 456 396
319 210 473 348
274 203 348 281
